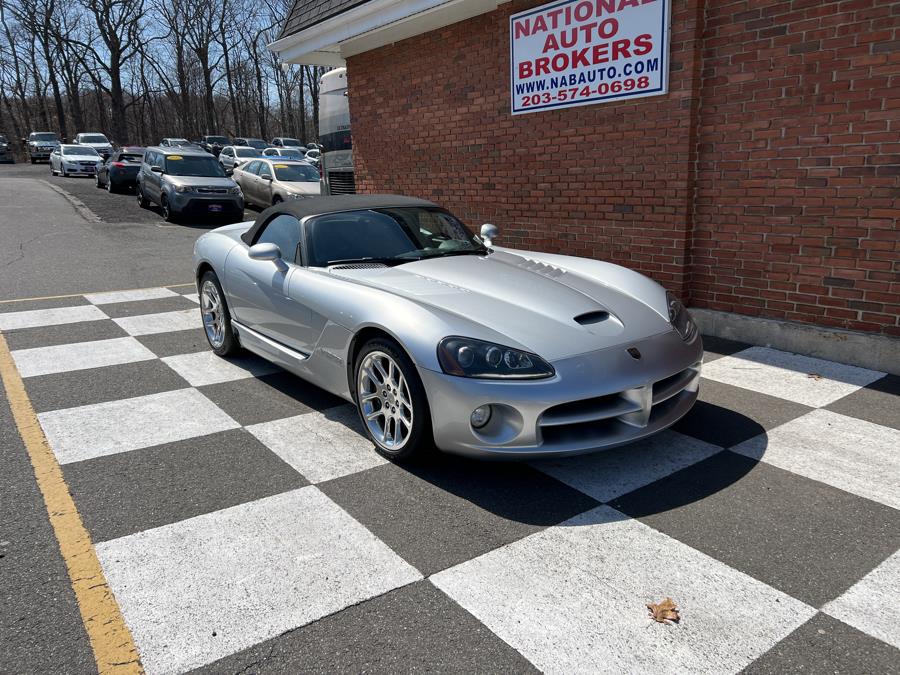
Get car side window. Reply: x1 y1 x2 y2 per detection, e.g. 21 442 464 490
255 215 301 263
222 148 233 157
244 161 261 175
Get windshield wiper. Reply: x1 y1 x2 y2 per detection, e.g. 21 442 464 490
413 249 489 260
325 256 406 267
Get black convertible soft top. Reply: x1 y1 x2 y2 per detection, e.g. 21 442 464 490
241 194 440 245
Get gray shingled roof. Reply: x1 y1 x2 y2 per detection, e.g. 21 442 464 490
278 0 373 40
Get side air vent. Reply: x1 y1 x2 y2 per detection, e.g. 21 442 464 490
330 263 388 270
574 310 610 326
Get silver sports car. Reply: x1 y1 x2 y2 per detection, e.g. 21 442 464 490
193 195 703 461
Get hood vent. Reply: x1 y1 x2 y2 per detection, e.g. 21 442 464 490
574 310 610 326
330 263 389 270
518 258 566 279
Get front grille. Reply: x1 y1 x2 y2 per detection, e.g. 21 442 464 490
539 362 701 446
327 170 355 195
79 161 97 167
197 187 228 194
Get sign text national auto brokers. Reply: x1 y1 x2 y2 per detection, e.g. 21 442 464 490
510 0 669 115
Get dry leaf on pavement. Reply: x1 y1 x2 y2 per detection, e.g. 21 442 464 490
647 597 680 624
807 373 824 380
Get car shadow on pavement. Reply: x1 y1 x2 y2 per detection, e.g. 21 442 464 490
315 398 767 526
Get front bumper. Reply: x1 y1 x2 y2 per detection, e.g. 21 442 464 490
169 192 243 216
30 148 54 159
419 329 703 459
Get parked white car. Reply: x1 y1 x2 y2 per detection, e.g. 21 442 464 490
218 145 260 173
261 147 306 159
73 132 114 159
50 145 103 177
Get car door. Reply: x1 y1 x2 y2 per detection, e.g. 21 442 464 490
50 149 60 172
240 161 262 206
257 161 275 205
147 151 164 202
224 213 310 352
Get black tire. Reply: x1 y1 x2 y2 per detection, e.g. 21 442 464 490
95 173 103 188
199 271 240 357
107 179 117 194
61 168 67 177
161 195 176 223
353 337 433 462
136 184 149 208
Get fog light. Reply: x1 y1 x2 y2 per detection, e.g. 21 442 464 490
470 405 492 429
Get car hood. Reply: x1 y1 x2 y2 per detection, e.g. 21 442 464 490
164 175 236 188
329 251 673 361
279 181 320 196
80 142 112 149
63 153 101 161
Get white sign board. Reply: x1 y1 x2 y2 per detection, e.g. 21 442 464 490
510 0 669 115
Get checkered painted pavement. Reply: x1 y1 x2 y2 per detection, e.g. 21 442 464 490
2 286 899 674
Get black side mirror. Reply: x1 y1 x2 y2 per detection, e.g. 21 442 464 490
150 165 163 173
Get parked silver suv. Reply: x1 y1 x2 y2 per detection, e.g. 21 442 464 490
136 147 243 222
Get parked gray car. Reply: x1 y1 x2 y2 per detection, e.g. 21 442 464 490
232 158 320 208
136 146 243 222
193 195 702 462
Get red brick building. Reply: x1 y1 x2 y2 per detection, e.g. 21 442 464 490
272 0 899 358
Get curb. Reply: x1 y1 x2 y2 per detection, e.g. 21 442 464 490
40 179 103 223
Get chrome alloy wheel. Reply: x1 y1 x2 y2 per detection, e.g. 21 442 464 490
200 280 225 349
358 351 414 451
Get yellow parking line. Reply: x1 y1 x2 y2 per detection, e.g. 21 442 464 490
0 283 194 305
0 333 143 673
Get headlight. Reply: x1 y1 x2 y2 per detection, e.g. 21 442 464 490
437 336 554 379
227 186 241 195
667 291 696 341
289 193 307 199
174 185 193 194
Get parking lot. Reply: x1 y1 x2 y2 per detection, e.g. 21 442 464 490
1 164 899 673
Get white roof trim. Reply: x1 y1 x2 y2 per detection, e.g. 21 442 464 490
269 0 500 65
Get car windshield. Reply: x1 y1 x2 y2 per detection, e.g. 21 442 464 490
62 145 98 156
120 153 144 162
306 150 320 157
235 147 258 157
168 138 189 145
278 148 303 157
32 133 58 141
280 138 301 146
206 136 228 144
271 163 319 182
164 155 225 177
307 207 486 267
245 139 267 150
81 135 109 143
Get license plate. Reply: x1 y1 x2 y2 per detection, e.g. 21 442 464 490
208 204 223 212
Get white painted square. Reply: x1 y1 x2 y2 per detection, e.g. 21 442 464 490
113 309 200 336
181 291 200 304
733 409 900 510
432 506 815 674
533 430 721 503
0 304 107 331
11 337 156 378
84 287 178 305
38 388 239 464
700 346 883 407
162 351 280 387
824 549 900 649
96 486 421 674
247 405 386 483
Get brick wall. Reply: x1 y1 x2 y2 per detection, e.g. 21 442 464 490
346 0 900 336
691 0 900 336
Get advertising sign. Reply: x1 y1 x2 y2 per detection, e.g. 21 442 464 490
510 0 669 114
